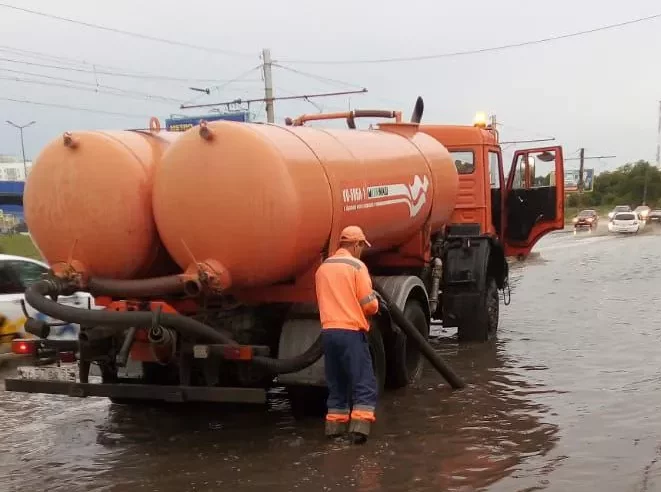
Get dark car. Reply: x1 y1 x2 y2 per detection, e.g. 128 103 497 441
648 209 661 222
573 209 599 231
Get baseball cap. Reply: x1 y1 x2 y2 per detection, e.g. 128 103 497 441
339 225 371 247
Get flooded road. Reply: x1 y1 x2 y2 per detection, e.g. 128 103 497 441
2 227 661 491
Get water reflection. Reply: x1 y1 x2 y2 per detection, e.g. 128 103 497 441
74 335 560 492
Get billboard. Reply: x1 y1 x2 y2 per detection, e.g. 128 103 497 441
165 111 250 132
564 168 594 192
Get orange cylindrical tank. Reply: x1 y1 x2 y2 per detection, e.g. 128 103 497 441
153 121 459 290
25 130 180 279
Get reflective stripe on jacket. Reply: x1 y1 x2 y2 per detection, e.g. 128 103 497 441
315 248 379 331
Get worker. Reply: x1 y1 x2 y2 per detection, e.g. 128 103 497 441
315 225 383 444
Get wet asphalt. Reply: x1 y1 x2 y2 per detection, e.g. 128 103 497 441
1 221 661 491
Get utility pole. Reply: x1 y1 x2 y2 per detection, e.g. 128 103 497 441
656 100 661 167
649 100 661 205
262 48 274 123
578 148 585 192
6 120 36 180
564 150 616 206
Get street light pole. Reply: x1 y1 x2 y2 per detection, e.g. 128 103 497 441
6 120 36 180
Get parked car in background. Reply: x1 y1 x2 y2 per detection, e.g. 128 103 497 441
608 205 631 220
572 209 599 231
608 212 642 234
634 205 651 221
0 254 94 366
647 209 661 222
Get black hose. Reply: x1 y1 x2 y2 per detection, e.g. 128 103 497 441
26 279 322 374
253 336 323 374
86 275 188 298
373 284 466 390
27 280 235 345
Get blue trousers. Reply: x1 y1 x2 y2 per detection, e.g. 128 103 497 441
322 329 377 421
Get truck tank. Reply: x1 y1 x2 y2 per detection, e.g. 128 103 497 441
153 121 459 290
25 128 180 279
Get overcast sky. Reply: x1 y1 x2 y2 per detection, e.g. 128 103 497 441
0 0 660 173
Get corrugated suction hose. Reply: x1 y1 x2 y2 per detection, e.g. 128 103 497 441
25 279 321 374
372 283 466 390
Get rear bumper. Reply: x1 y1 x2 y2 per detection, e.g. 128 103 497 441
4 378 267 404
608 226 638 233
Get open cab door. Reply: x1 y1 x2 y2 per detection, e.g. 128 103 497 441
504 146 564 258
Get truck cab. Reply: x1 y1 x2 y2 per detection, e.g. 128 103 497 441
419 122 564 258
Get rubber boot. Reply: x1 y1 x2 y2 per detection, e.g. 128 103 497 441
325 420 348 439
348 419 371 444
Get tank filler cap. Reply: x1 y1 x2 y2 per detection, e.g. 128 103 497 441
199 120 214 141
62 132 79 149
149 116 161 133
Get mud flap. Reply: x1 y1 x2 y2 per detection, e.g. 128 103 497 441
276 311 325 387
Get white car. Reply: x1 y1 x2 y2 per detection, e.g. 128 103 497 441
608 212 642 234
0 254 94 345
634 205 651 221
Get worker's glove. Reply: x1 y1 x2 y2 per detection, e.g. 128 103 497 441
374 291 389 316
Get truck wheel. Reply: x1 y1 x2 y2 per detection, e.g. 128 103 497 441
386 300 429 389
457 277 499 343
287 328 386 419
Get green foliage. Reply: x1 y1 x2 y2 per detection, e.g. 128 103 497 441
566 160 661 210
0 234 42 260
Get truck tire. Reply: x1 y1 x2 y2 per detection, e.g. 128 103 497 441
457 276 499 342
287 328 387 419
386 300 429 389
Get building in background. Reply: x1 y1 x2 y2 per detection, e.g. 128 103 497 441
0 156 28 228
0 154 32 181
165 111 251 132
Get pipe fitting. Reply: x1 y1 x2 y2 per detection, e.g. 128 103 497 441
199 121 214 141
63 132 79 148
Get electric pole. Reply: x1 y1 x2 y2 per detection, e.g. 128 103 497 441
578 147 585 192
6 120 36 180
262 48 274 123
656 100 660 167
564 150 616 206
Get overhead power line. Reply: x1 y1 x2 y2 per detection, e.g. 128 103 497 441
0 73 182 104
500 138 556 144
279 12 661 65
0 56 261 84
0 45 263 84
0 45 90 68
179 64 264 106
181 88 368 110
273 63 365 90
0 96 150 118
0 3 255 58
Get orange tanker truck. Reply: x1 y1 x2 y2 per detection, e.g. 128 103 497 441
5 98 564 408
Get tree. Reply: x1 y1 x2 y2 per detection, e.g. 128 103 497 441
569 160 661 208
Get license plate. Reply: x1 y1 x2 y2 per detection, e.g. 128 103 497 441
17 365 77 382
193 345 209 359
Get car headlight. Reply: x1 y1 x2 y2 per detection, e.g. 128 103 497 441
572 218 578 223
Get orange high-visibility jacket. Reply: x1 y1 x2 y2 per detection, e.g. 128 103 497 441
315 248 379 331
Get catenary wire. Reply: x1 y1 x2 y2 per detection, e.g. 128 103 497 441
279 12 661 65
0 96 152 118
0 3 256 58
